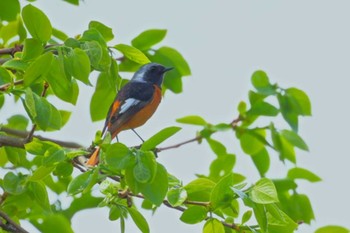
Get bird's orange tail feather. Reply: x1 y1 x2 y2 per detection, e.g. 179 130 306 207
86 147 100 166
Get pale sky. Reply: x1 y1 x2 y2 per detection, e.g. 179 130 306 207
5 0 350 232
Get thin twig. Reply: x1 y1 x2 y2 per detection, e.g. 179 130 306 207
0 80 24 92
0 45 23 56
0 126 83 149
0 210 29 233
156 136 201 152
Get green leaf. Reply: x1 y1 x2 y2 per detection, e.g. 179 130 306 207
38 214 74 233
29 166 55 181
63 0 79 5
141 163 168 206
141 126 181 151
253 203 268 232
128 208 150 233
133 151 157 183
6 114 29 131
238 101 247 115
209 154 236 181
239 129 266 155
251 148 270 177
273 178 297 191
47 57 78 105
203 218 225 233
105 143 133 171
43 149 65 166
241 210 253 224
67 170 93 195
251 70 276 95
3 172 26 194
250 178 279 204
52 27 68 41
176 115 207 126
180 206 207 224
167 187 187 207
206 138 227 156
89 21 114 42
0 67 12 85
0 0 20 21
54 161 73 177
81 28 107 47
287 167 321 182
59 110 72 127
23 89 62 131
22 38 44 61
287 194 315 224
68 48 91 84
266 205 298 233
285 87 312 116
80 41 103 70
90 70 117 121
315 226 350 233
248 101 279 116
22 4 52 42
281 129 309 151
24 52 53 86
25 138 61 155
4 147 29 167
109 205 121 221
29 181 51 211
131 29 167 51
2 59 28 71
185 178 215 202
277 93 299 132
210 173 234 209
114 44 150 64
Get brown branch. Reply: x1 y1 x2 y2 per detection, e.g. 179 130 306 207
0 80 24 92
156 136 201 152
0 126 83 149
0 45 23 56
0 210 29 233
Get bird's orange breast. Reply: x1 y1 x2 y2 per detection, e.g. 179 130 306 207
119 85 162 132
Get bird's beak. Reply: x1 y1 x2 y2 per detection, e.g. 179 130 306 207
163 67 174 73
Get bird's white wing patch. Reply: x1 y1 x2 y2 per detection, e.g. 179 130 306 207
119 98 141 114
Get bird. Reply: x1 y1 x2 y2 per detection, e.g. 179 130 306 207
86 62 173 166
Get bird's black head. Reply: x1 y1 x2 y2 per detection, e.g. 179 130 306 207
131 63 173 87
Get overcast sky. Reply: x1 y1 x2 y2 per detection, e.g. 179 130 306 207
6 0 350 232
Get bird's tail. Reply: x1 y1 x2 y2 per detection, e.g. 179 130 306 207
86 146 100 166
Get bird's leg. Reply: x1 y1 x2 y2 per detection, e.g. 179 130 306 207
131 128 144 143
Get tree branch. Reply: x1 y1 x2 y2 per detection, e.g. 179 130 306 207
0 126 83 149
156 136 201 152
0 210 29 233
0 45 23 56
0 80 24 92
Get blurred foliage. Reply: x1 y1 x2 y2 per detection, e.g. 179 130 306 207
0 1 349 233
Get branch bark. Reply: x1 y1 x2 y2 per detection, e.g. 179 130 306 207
0 210 29 233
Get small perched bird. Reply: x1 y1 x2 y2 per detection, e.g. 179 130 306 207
86 63 173 166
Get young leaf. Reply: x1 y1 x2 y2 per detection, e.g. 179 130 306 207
3 172 26 195
250 178 279 204
239 129 266 155
180 206 207 224
38 214 74 233
0 0 20 21
209 154 236 181
22 38 44 61
23 52 53 86
167 187 187 207
67 170 93 195
206 138 227 156
184 178 215 202
6 114 29 131
248 101 279 116
141 126 181 151
89 21 114 42
128 208 150 233
29 181 51 211
281 129 309 151
133 152 157 183
251 70 276 95
176 115 207 126
285 87 312 116
22 4 52 42
210 173 234 210
278 93 299 132
105 143 133 171
287 167 321 182
315 226 349 233
29 166 55 181
131 29 167 51
241 210 253 224
0 67 12 85
141 163 168 206
114 44 150 64
251 148 270 177
69 48 91 85
203 218 225 233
